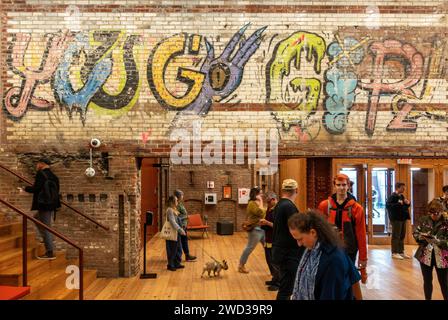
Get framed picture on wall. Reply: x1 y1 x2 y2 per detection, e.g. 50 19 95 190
238 188 250 204
223 186 232 199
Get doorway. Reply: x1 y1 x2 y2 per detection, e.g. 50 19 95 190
334 159 397 245
410 166 435 225
141 158 160 242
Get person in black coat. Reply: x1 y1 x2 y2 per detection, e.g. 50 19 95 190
386 182 411 260
272 179 305 300
20 158 60 260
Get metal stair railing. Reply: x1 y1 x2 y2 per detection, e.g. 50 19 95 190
0 197 84 300
0 163 109 231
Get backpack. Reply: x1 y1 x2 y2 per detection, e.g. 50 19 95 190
327 200 358 256
37 171 59 211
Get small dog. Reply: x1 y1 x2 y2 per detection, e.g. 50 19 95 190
201 260 228 278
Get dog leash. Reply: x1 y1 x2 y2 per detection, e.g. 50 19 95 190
189 235 220 263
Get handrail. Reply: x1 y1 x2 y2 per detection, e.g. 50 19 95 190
0 163 109 231
0 197 84 300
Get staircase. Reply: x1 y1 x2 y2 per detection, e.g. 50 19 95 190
0 212 97 299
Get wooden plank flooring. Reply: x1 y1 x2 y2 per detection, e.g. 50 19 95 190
83 232 444 300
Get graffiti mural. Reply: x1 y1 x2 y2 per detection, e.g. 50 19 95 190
80 31 142 112
266 32 326 112
54 32 112 122
358 40 424 135
148 24 266 115
4 31 71 118
388 40 447 128
323 36 368 134
147 33 205 112
266 32 326 140
2 24 447 138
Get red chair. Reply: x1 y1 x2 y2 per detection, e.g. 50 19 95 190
187 214 209 238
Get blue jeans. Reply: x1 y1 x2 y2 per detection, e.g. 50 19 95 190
166 236 182 268
34 210 54 254
239 227 265 265
180 228 190 256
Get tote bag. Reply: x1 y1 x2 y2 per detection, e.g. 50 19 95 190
160 213 178 241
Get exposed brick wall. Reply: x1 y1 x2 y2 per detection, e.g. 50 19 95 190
0 152 140 277
0 0 446 156
169 164 253 232
0 0 447 277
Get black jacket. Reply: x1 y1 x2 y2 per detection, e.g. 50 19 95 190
272 198 304 265
386 192 410 221
24 168 61 211
272 198 299 249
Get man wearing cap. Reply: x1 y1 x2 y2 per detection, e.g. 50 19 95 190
20 158 61 260
272 179 305 300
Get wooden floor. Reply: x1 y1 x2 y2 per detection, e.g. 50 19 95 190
82 232 444 300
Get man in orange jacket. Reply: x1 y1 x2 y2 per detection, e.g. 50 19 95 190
317 173 368 281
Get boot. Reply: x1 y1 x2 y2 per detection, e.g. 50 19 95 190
238 264 249 273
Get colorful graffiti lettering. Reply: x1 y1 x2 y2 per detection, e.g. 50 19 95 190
4 31 71 118
148 24 266 115
358 40 424 135
389 42 447 129
53 32 112 122
2 25 446 138
80 32 142 112
147 33 205 111
266 32 326 112
323 36 367 134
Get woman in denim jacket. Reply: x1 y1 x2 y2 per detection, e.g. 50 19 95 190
413 199 448 300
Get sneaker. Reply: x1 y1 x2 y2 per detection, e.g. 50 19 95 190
167 266 177 271
400 253 411 259
392 253 404 260
268 285 279 291
186 255 197 261
238 265 249 274
175 264 185 269
36 253 56 260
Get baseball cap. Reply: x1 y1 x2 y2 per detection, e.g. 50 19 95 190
282 179 298 190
